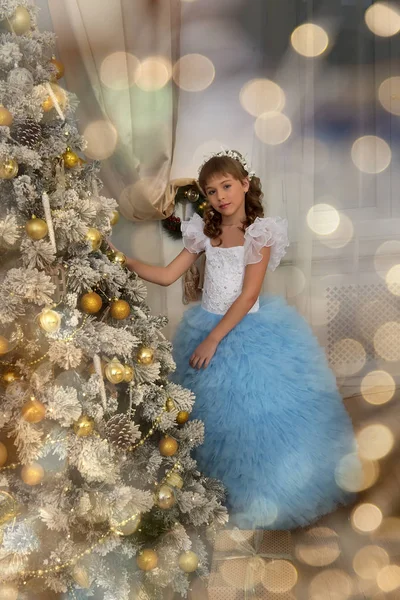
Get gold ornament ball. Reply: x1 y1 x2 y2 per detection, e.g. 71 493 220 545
4 6 31 35
63 148 80 169
80 292 103 314
110 210 120 226
25 216 48 240
105 358 125 384
86 227 102 251
136 549 158 571
159 436 178 457
74 415 95 437
165 397 176 412
0 106 13 127
0 336 9 355
21 397 46 424
0 158 18 179
156 484 176 509
50 57 65 80
72 564 90 589
178 550 199 573
39 308 61 333
176 411 190 425
110 299 130 320
0 441 8 467
166 472 183 489
0 583 19 600
42 94 54 112
114 514 141 536
113 251 126 266
137 346 154 366
2 369 20 385
21 462 45 486
123 365 134 383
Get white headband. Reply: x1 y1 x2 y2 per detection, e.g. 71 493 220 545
198 149 256 180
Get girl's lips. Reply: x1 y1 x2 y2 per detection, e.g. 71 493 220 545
219 203 231 209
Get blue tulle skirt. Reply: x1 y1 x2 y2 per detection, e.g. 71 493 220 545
171 296 361 530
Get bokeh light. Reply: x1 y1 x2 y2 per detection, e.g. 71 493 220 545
83 120 118 160
353 545 390 580
173 54 215 92
373 517 400 542
295 527 341 567
357 424 394 461
379 76 400 116
309 569 353 600
385 264 400 295
374 240 400 279
319 212 354 249
136 56 172 91
240 79 285 116
351 503 383 534
311 295 340 327
361 370 395 406
351 135 391 174
331 339 366 377
335 453 366 493
255 111 292 145
307 203 340 236
377 565 400 593
262 560 298 593
365 2 400 37
374 322 400 361
100 52 140 90
291 23 329 57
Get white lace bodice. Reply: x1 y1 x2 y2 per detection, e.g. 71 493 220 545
182 214 289 315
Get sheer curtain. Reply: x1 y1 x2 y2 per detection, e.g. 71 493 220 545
47 0 181 320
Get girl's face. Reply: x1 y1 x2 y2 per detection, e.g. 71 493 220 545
204 173 249 218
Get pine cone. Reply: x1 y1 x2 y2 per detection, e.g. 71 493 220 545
105 414 135 450
12 119 42 148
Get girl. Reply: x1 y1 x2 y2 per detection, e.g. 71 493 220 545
117 150 360 530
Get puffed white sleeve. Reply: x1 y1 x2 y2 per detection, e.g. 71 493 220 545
181 213 207 254
244 217 289 271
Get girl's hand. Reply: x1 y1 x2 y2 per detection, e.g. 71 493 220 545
190 337 219 370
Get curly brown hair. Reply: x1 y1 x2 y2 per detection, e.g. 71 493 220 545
198 151 264 245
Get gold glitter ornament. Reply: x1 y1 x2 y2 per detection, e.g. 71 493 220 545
137 346 154 365
105 358 125 384
113 251 126 266
0 157 18 179
178 550 199 573
2 368 21 385
0 106 13 126
25 216 48 240
165 397 175 412
166 472 184 489
176 410 190 425
62 147 79 169
73 415 95 437
86 227 102 251
21 462 45 486
21 397 46 423
159 436 178 457
156 484 175 509
110 299 130 320
136 549 158 571
123 365 134 382
39 308 61 333
0 442 7 467
4 6 31 35
110 210 120 225
80 292 103 314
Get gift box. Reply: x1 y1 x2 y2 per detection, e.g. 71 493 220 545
208 529 296 600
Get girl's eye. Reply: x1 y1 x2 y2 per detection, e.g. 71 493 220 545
224 185 231 189
207 190 215 196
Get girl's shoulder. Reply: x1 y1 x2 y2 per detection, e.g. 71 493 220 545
181 213 206 254
244 216 289 271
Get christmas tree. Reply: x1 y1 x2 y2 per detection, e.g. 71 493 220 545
0 2 227 599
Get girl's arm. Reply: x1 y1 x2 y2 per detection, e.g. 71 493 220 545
109 240 202 286
190 246 271 369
